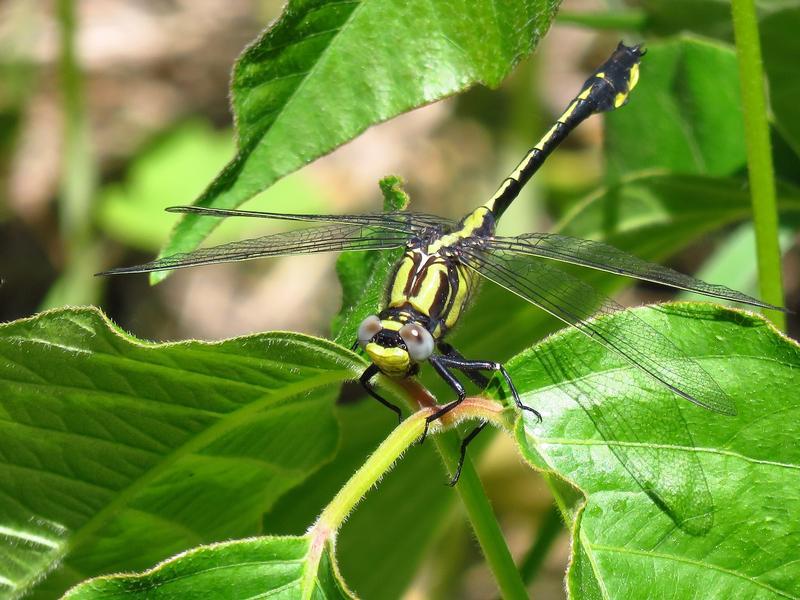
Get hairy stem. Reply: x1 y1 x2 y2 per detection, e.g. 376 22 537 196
314 396 507 533
434 431 530 600
399 381 529 600
314 390 529 599
730 0 786 329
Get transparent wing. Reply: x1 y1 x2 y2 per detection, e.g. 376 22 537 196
99 223 411 275
461 248 727 533
166 205 456 234
487 233 783 310
529 334 714 534
459 247 736 415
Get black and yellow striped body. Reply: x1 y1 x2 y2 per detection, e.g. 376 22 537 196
365 43 643 380
484 43 641 218
99 43 646 483
364 207 496 377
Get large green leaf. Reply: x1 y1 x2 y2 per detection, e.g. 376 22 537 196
761 8 800 158
508 303 800 598
62 536 353 600
637 0 798 40
604 37 746 179
0 307 361 599
156 0 561 283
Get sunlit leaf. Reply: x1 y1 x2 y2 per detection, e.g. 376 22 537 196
156 0 561 283
0 307 360 598
62 536 353 600
508 303 800 597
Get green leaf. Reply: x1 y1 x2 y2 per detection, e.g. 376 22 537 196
62 535 354 600
605 37 746 179
330 175 409 345
508 303 800 597
640 0 736 39
638 0 798 40
761 7 800 157
155 0 561 283
559 172 800 247
677 222 797 305
0 307 361 598
96 122 236 251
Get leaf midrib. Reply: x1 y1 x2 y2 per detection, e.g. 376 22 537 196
535 436 800 471
238 0 367 160
48 370 350 593
588 542 798 599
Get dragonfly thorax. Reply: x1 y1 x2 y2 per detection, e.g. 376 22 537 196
357 314 434 378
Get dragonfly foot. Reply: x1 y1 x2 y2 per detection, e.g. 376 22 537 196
448 421 489 486
518 403 542 423
416 419 432 446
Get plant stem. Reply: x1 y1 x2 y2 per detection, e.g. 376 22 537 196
433 431 530 600
398 381 529 599
519 504 563 584
315 393 528 599
315 396 508 532
556 9 647 31
316 410 428 531
730 0 786 329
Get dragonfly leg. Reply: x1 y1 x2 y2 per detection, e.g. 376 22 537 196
437 355 542 422
419 355 468 445
437 342 490 388
448 420 489 486
359 363 402 423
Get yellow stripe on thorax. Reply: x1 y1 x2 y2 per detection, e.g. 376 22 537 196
388 254 415 307
408 260 448 316
443 263 474 329
427 207 491 254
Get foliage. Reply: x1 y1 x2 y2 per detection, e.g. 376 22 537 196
155 0 560 284
1 0 798 598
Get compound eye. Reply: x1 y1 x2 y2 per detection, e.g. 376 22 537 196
357 315 382 347
399 323 434 361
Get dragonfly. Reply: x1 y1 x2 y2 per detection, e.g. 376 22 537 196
101 43 785 524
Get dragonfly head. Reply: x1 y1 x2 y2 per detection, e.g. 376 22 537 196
358 315 434 377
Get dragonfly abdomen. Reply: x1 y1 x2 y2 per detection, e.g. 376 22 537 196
484 42 643 220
